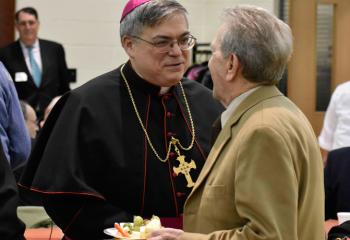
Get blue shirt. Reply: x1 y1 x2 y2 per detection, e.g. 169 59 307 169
0 61 30 168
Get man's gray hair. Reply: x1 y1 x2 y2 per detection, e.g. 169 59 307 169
220 5 293 85
120 0 188 39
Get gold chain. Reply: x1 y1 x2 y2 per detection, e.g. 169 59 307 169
120 63 196 163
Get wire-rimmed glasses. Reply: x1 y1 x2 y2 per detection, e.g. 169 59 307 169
131 34 196 53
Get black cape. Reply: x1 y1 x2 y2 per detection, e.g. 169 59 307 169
20 62 223 239
0 141 25 239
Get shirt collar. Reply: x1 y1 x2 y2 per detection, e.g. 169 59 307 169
221 86 261 127
20 39 39 51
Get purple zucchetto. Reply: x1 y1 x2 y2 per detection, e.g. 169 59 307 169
120 0 151 22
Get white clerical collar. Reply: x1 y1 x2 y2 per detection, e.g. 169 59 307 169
221 86 260 127
159 87 170 94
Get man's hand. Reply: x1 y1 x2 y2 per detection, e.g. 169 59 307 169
147 228 183 240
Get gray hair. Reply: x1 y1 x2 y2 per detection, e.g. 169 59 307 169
220 5 293 85
120 0 188 39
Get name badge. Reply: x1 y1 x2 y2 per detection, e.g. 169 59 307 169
15 72 28 82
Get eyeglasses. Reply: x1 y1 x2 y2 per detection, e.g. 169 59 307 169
131 34 196 53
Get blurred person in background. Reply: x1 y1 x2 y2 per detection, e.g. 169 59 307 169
0 61 30 169
20 100 38 140
39 95 61 128
318 81 350 164
0 7 70 120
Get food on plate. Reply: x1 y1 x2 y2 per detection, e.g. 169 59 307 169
114 222 130 237
144 215 161 234
114 215 162 239
133 216 144 231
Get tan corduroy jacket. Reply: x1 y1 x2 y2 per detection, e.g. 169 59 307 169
180 86 325 240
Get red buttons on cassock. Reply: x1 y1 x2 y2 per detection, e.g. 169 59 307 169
176 192 185 197
172 171 177 178
166 112 173 118
162 95 170 101
169 152 176 158
166 132 177 138
161 93 172 101
167 132 174 138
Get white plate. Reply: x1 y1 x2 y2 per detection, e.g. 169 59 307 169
103 228 145 240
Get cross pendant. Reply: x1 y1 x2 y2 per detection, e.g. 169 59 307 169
173 155 197 188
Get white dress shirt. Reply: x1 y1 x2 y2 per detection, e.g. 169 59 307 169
319 81 350 151
221 86 260 128
20 39 43 75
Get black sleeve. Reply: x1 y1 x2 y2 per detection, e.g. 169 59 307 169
324 158 336 220
0 142 25 240
44 195 133 239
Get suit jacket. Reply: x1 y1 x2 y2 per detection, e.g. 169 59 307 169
0 39 70 118
324 147 350 220
181 86 325 240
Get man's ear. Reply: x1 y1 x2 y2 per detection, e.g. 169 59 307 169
122 36 135 58
226 53 240 82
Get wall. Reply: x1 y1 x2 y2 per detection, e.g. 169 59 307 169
16 0 276 88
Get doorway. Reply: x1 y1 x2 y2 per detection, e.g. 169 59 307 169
287 0 350 135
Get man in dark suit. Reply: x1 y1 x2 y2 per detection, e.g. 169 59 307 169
0 7 70 119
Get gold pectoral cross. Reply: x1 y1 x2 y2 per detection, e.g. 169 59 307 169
173 155 196 188
170 138 197 188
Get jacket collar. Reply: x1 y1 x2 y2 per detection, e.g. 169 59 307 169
186 85 283 200
226 85 283 128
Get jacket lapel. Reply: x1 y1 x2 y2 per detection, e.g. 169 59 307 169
189 124 232 195
15 40 37 88
188 86 283 198
39 39 47 88
14 41 31 78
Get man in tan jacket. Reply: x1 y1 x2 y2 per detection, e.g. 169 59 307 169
149 5 324 240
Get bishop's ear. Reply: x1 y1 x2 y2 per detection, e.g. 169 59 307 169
122 36 136 58
226 53 240 82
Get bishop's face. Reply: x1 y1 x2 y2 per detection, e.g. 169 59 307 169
125 13 190 87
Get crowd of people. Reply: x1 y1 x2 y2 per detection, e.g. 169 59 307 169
0 0 349 240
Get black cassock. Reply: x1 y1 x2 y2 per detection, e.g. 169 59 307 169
0 142 25 239
20 61 223 239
